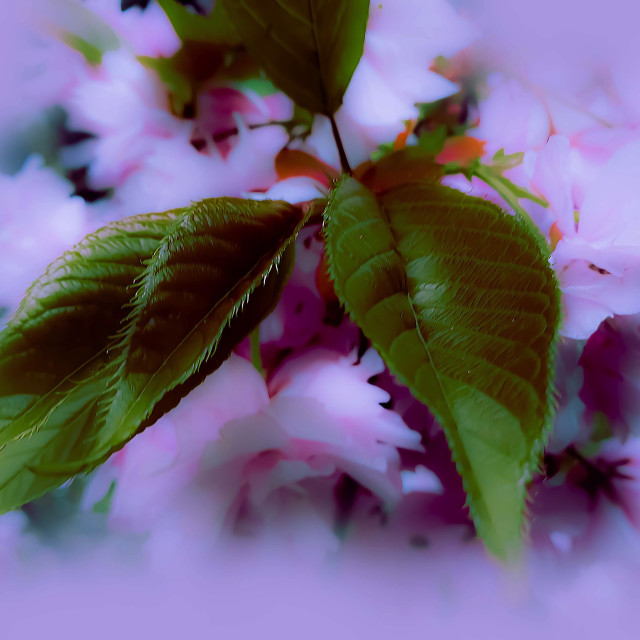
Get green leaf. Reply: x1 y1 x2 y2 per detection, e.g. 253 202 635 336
491 148 525 171
139 41 228 116
92 480 116 514
472 162 549 209
417 124 448 156
0 212 174 510
220 0 369 114
0 199 303 512
46 0 120 64
96 199 305 453
157 0 240 45
324 178 561 560
148 2 254 115
61 32 105 66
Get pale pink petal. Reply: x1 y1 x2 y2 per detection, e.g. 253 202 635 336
471 74 550 157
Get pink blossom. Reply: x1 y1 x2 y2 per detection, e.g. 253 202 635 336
219 350 417 490
65 49 291 214
197 87 293 157
97 348 423 550
0 156 90 322
88 354 269 535
193 348 422 544
246 176 327 205
65 49 183 189
110 121 288 215
83 0 181 58
308 0 476 168
536 137 640 338
0 0 87 130
470 74 550 158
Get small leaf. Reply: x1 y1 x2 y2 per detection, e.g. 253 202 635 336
472 162 549 208
436 136 485 166
324 178 561 560
0 199 303 512
221 0 369 114
354 147 444 193
149 1 254 115
275 148 340 186
157 0 240 45
45 0 120 62
139 41 227 116
417 124 448 156
92 480 116 514
492 148 525 171
60 32 105 66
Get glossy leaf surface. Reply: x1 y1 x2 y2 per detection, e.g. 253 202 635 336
0 199 303 512
221 0 369 114
324 177 560 560
96 198 304 454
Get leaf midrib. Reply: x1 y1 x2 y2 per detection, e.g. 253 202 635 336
374 197 494 524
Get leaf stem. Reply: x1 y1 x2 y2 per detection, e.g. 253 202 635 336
250 326 265 378
329 114 352 175
473 164 542 242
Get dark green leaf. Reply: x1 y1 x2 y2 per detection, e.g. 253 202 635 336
0 199 303 512
324 178 560 560
0 212 174 510
221 0 369 114
157 0 240 44
95 199 303 453
139 41 227 116
417 124 448 155
0 211 177 448
355 147 444 193
148 2 253 115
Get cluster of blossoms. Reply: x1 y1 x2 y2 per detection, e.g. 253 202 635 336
1 0 640 588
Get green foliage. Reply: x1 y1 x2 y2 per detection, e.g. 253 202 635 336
157 0 240 45
417 124 448 156
356 147 443 193
0 199 303 513
139 41 230 116
324 177 561 560
148 1 252 115
473 160 549 208
61 32 105 66
220 0 369 115
92 481 116 514
51 0 119 65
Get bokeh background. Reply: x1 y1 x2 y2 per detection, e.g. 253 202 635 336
1 1 640 638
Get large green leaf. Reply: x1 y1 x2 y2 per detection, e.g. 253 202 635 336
324 177 560 560
221 0 369 114
95 198 304 454
0 211 177 447
0 199 303 512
